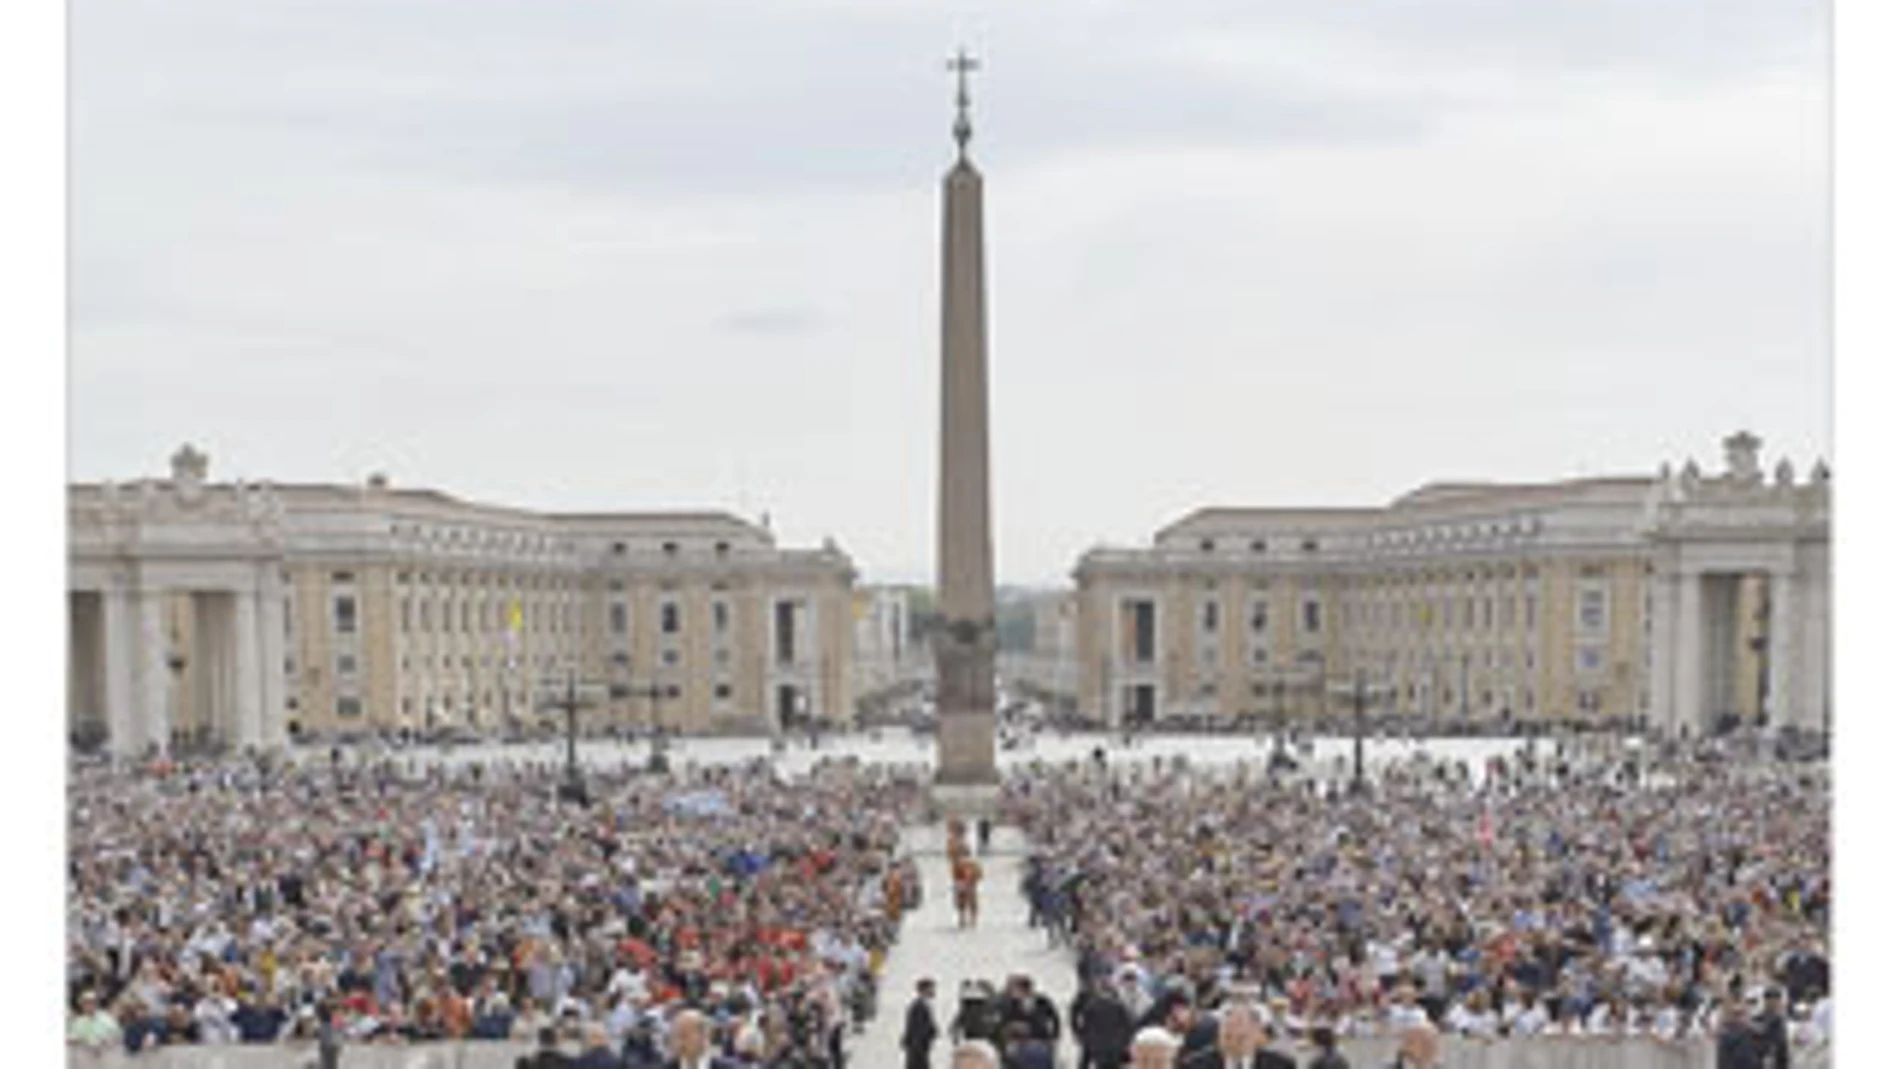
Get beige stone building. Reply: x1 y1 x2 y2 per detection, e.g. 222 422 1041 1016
1074 433 1829 734
68 448 857 753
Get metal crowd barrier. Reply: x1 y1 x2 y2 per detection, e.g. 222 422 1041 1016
65 1035 1830 1068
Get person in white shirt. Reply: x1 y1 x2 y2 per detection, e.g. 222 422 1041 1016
1504 991 1549 1037
1444 991 1499 1038
1387 983 1431 1032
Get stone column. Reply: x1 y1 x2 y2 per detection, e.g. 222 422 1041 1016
134 588 171 755
1767 570 1797 729
101 589 137 757
1669 572 1704 734
233 588 263 750
1796 562 1829 732
259 580 289 749
1646 567 1677 733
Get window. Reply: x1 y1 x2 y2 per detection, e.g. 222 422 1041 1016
776 600 798 665
665 684 681 699
714 682 732 701
1525 596 1537 626
1250 539 1266 553
1202 601 1219 632
662 541 679 556
661 602 680 635
335 696 363 718
421 601 432 633
333 595 357 635
715 541 730 556
283 656 295 675
1578 589 1607 631
611 541 627 556
331 571 355 584
661 649 680 667
1482 599 1493 630
713 601 730 633
1250 603 1268 633
1200 538 1215 552
1577 647 1605 673
1302 599 1322 634
400 598 411 633
1301 538 1319 553
610 603 628 635
337 654 357 676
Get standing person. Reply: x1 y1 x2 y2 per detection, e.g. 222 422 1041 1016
1716 999 1760 1069
902 979 940 1069
1072 977 1135 1069
1179 1001 1295 1069
1305 1025 1349 1069
953 853 985 929
665 1009 740 1069
66 991 122 1055
997 975 1062 1046
1753 988 1792 1069
978 817 994 855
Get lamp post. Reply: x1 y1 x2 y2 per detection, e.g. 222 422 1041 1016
538 666 601 804
166 647 187 758
1329 669 1372 794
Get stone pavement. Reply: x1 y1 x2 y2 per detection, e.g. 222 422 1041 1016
851 823 1078 1068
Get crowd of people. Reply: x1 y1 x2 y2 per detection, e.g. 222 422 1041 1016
66 752 929 1065
1008 738 1830 1066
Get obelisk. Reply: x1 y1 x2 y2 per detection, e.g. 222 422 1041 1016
934 48 999 787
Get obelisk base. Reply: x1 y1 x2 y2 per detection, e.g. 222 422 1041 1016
935 711 998 787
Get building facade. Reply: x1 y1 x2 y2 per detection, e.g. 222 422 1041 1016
69 448 857 754
1074 434 1828 735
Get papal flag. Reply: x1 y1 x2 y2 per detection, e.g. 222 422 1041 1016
508 599 524 636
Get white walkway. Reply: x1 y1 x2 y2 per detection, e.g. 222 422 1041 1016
852 823 1078 1068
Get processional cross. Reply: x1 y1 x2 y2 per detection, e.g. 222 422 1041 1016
947 48 979 157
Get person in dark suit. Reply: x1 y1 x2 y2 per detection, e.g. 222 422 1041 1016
1178 1002 1295 1069
903 978 940 1069
517 1025 574 1069
573 1022 624 1069
1753 988 1792 1069
1071 977 1135 1069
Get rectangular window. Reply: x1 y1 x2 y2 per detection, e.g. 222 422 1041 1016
1250 603 1268 634
1202 601 1219 633
333 595 357 635
1577 647 1605 673
661 602 680 635
1578 589 1607 632
775 600 797 665
661 649 680 667
714 682 732 701
337 654 357 676
1525 596 1537 627
400 598 411 633
335 696 363 718
713 601 730 633
1303 599 1322 634
609 603 628 635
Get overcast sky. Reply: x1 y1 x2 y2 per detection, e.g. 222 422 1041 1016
69 0 1829 585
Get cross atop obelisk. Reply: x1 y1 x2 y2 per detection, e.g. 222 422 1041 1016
947 48 979 159
933 47 999 793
